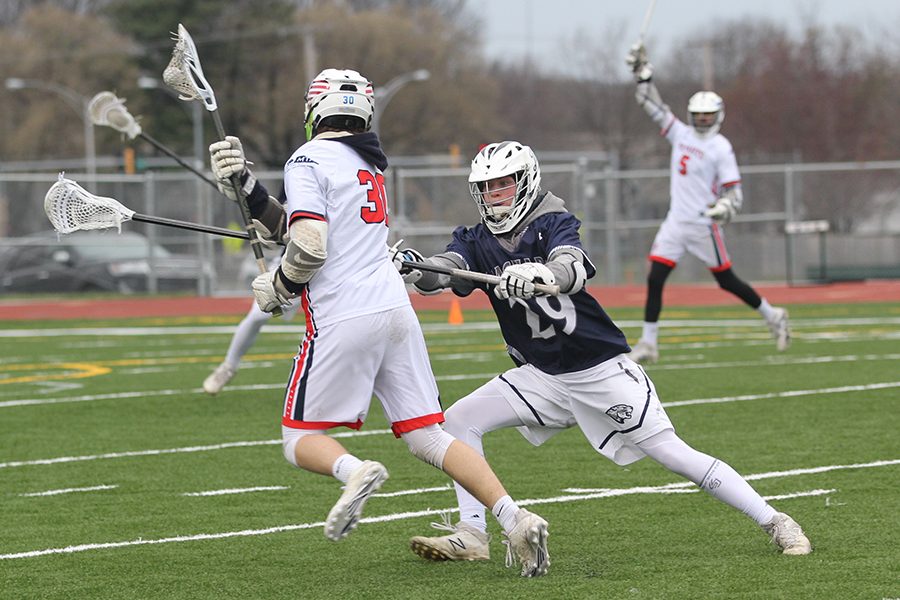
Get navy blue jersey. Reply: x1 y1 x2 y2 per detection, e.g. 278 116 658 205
447 210 631 374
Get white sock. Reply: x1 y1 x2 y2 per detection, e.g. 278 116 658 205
757 298 776 321
639 430 776 526
700 459 777 526
641 322 659 345
458 500 488 534
491 495 520 534
331 454 363 484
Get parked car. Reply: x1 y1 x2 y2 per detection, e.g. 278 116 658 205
0 230 207 295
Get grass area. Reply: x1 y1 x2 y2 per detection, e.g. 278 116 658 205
0 302 898 599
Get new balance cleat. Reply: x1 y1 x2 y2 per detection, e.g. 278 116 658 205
202 362 236 395
503 509 550 577
628 339 659 364
763 512 811 555
410 513 490 561
768 307 791 351
324 460 388 541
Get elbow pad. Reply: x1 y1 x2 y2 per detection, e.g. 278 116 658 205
545 248 588 294
281 219 327 285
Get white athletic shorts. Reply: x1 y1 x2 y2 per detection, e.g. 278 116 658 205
281 304 443 437
649 217 733 272
487 355 674 466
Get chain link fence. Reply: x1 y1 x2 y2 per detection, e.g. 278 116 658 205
1 156 898 295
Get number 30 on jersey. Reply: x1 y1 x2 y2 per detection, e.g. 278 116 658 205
358 169 388 225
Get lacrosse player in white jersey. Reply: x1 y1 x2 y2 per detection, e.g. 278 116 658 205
624 43 791 364
202 251 301 395
394 141 811 563
207 69 549 577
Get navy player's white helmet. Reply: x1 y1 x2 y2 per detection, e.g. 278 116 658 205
687 91 724 138
469 141 542 235
304 68 375 140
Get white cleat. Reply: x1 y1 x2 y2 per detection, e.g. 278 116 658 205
503 509 550 577
768 307 791 351
202 363 236 395
410 514 490 561
324 460 388 541
763 512 811 555
628 339 659 365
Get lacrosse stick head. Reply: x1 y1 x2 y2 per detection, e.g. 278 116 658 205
45 174 135 234
163 23 217 111
88 91 142 139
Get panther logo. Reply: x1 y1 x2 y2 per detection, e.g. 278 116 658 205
605 404 633 424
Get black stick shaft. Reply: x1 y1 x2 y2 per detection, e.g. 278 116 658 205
131 212 249 240
139 132 219 191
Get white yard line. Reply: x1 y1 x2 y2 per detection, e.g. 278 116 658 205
183 486 289 497
0 316 899 339
2 349 899 408
2 380 897 470
19 484 118 497
3 456 891 560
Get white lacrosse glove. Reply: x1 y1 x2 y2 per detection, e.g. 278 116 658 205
388 240 425 285
251 270 295 313
625 43 653 82
495 263 556 300
704 197 737 225
209 135 256 202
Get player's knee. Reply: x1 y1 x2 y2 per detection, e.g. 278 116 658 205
647 262 672 288
281 426 317 467
713 268 738 291
401 424 454 469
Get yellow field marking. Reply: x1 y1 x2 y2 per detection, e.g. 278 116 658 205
0 342 511 386
0 363 111 385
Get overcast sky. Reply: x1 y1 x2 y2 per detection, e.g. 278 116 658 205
466 0 900 72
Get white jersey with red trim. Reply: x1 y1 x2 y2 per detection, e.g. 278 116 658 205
661 116 741 224
283 138 409 328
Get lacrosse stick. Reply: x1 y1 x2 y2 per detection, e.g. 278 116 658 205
638 0 657 44
45 174 258 241
402 261 560 296
88 91 219 191
162 23 268 275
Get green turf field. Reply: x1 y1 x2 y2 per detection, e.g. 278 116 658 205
1 302 898 599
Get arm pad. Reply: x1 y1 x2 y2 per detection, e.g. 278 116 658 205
636 80 671 128
545 248 589 294
280 219 328 287
720 184 743 213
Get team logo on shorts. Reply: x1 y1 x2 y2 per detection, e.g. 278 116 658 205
606 404 633 424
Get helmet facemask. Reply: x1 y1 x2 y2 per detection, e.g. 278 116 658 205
468 141 541 235
686 91 725 138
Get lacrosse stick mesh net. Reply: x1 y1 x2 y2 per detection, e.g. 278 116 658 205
88 91 141 139
44 175 135 234
163 24 217 110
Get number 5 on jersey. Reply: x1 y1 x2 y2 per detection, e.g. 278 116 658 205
358 170 388 225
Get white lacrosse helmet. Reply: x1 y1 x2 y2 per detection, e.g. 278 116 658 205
469 141 542 235
687 91 725 138
304 68 375 140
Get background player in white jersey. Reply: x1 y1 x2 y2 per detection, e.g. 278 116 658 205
394 141 811 562
201 250 301 395
208 69 549 577
624 43 791 364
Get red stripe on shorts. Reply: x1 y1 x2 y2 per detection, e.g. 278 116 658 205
390 412 445 438
649 254 677 268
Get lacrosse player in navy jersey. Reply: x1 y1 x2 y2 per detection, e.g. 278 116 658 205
207 70 549 577
394 141 811 562
624 42 790 365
